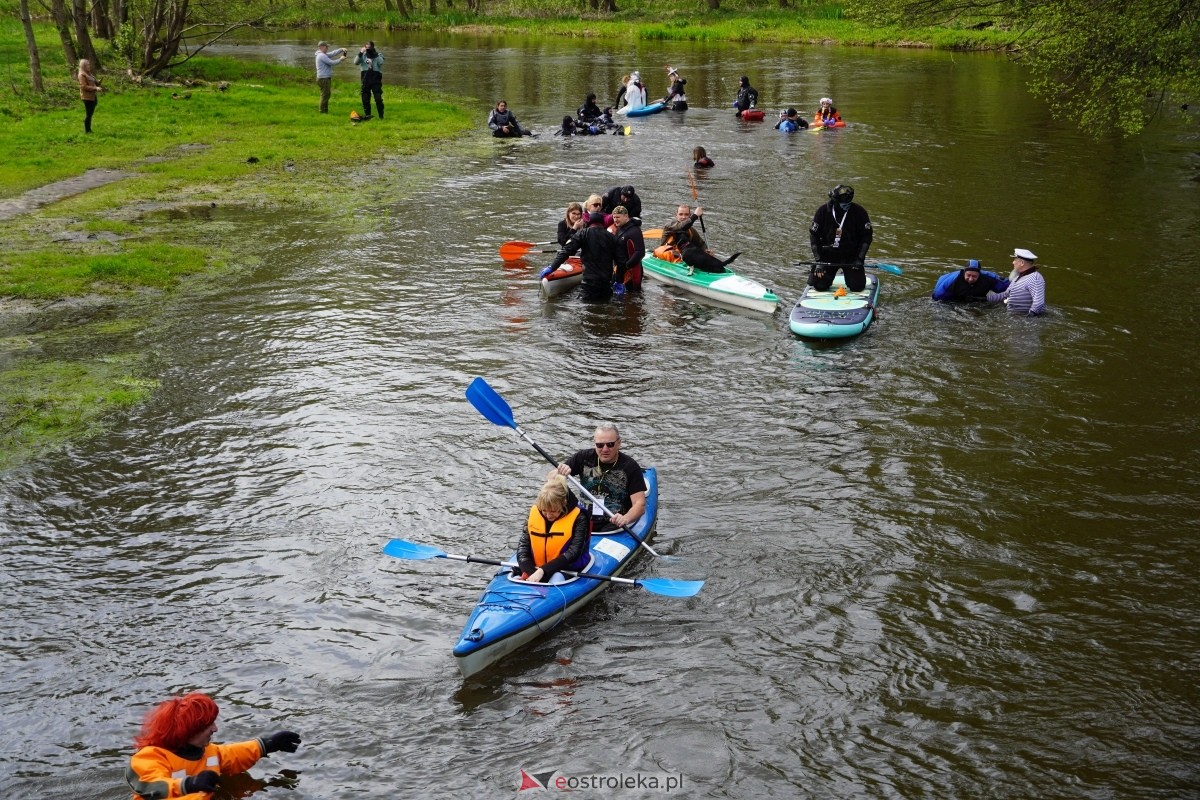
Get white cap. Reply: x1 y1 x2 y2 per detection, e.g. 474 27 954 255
1011 248 1038 261
820 97 832 104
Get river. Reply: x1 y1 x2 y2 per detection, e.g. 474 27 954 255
1 31 1197 799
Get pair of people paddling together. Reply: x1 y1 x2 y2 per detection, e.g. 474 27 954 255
517 423 647 584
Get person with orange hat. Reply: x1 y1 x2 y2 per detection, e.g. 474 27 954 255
125 692 301 799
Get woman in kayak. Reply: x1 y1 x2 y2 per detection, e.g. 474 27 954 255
517 472 590 584
557 202 585 245
814 97 842 125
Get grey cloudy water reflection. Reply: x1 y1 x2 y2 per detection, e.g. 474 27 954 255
1 32 1197 799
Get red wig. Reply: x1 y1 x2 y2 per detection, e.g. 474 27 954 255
134 693 219 751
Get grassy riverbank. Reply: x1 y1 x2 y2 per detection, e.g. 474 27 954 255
0 22 474 469
270 0 1009 50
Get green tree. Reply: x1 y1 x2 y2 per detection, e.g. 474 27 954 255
852 0 1199 136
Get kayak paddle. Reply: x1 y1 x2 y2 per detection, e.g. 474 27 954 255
499 240 556 261
801 260 904 276
465 376 669 560
383 538 703 598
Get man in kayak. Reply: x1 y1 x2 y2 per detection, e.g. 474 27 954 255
557 423 647 531
544 211 624 302
987 248 1046 315
601 185 642 220
661 205 741 273
488 99 533 137
932 259 1009 302
734 75 759 118
808 184 872 291
612 205 645 292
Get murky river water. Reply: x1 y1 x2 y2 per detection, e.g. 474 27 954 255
2 32 1198 799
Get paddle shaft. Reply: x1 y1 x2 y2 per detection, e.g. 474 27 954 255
688 170 707 234
440 552 654 590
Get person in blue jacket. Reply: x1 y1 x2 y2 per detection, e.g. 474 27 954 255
931 259 1010 303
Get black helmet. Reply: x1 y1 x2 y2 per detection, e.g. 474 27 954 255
829 184 855 204
740 76 750 86
622 185 635 196
786 107 797 117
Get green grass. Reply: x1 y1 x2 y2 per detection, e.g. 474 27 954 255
266 1 1012 50
0 244 210 298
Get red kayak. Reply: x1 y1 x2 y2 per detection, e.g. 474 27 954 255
739 109 765 121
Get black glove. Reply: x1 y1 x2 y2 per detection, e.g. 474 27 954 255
262 730 302 754
183 770 219 793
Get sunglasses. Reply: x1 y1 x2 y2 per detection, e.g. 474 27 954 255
587 202 602 208
594 441 619 449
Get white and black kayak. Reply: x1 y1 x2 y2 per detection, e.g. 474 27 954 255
789 273 880 338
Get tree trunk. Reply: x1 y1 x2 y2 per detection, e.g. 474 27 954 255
49 0 79 68
602 0 617 11
72 0 100 67
92 0 114 39
346 0 357 11
706 0 719 8
20 0 44 92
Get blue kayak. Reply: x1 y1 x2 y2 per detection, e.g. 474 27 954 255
789 273 880 338
452 467 659 676
623 101 666 117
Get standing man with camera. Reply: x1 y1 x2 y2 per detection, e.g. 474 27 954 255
354 41 385 120
314 41 347 114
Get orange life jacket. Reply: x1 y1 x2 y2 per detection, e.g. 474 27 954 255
525 505 583 566
127 739 264 799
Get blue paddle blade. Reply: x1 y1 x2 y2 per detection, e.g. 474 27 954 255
638 578 704 597
465 377 517 429
382 539 447 560
873 262 903 275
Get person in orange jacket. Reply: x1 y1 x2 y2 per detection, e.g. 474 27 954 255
125 692 300 799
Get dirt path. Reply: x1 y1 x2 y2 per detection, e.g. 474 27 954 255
0 168 132 221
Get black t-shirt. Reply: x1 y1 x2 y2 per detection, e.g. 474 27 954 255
562 449 646 523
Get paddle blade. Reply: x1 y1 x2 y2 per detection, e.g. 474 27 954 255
499 241 537 261
873 262 904 276
465 377 518 430
643 228 663 239
638 577 704 597
383 538 447 560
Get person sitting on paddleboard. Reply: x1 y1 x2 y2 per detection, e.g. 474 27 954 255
557 202 585 245
612 205 645 292
545 211 624 302
624 71 648 112
662 66 687 109
932 259 1010 303
734 75 759 118
556 423 647 531
660 205 741 274
774 107 809 132
516 472 591 584
987 248 1046 315
488 99 533 137
693 145 715 169
815 97 842 125
601 185 642 221
809 184 872 291
126 692 301 800
578 92 603 123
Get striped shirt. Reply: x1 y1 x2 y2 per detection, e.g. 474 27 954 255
989 269 1046 315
